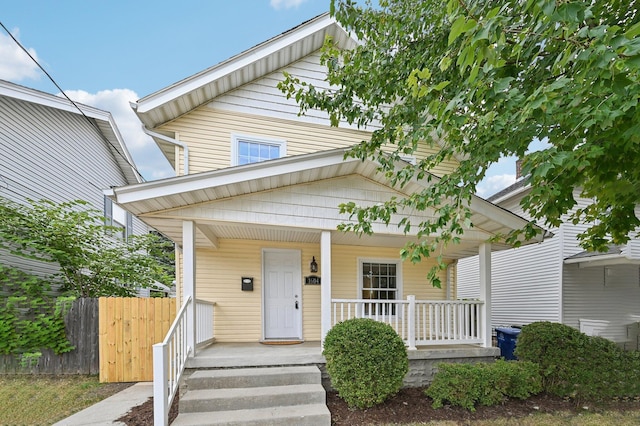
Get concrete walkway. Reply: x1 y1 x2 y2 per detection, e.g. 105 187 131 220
52 382 152 426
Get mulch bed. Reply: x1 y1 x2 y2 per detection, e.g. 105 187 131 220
117 387 640 425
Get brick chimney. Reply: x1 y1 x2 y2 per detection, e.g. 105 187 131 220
515 158 523 179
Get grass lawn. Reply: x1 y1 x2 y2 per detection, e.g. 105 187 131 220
0 375 131 425
392 412 640 426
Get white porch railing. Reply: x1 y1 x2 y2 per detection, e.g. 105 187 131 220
196 299 216 347
153 297 216 426
331 296 483 349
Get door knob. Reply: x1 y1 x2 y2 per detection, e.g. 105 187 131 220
295 301 299 309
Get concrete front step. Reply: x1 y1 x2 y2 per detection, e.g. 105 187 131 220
180 383 326 413
187 366 320 390
171 403 331 426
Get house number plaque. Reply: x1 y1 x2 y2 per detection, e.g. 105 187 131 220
305 275 321 285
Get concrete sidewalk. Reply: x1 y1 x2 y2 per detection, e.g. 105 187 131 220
52 382 153 426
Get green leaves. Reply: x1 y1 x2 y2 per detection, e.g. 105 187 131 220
448 16 477 46
286 0 640 270
0 197 174 298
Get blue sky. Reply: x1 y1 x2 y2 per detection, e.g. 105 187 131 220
1 0 519 196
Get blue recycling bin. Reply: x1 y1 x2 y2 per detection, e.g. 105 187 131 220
496 327 521 360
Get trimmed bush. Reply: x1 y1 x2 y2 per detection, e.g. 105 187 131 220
425 360 542 411
323 318 408 409
515 321 640 399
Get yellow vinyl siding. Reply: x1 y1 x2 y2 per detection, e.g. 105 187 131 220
331 245 450 301
180 239 453 343
159 108 459 177
190 240 321 343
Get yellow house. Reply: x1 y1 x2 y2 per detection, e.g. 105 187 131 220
106 13 545 423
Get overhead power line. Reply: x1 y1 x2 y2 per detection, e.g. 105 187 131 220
0 20 146 182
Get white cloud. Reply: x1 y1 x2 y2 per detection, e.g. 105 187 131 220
63 89 174 181
0 29 42 82
476 174 517 199
270 0 308 10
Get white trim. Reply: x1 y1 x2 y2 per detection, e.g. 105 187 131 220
321 231 332 345
261 248 303 340
357 257 403 313
134 14 344 114
230 133 286 166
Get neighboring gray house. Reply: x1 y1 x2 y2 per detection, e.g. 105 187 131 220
0 80 149 283
457 179 640 348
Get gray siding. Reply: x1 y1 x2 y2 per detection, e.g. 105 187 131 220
0 90 147 276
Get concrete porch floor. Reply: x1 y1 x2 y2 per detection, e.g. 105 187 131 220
186 341 500 369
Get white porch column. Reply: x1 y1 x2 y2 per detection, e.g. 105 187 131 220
321 231 332 347
479 242 492 348
183 220 197 355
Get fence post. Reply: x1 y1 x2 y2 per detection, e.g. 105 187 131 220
153 343 169 426
407 295 416 350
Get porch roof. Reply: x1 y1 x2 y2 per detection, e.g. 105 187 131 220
107 148 546 259
106 148 542 258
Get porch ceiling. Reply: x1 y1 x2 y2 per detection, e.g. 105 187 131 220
144 217 510 259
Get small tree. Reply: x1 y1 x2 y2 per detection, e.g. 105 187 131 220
0 197 173 297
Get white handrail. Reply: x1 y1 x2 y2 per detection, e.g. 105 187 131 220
153 296 192 426
196 299 215 347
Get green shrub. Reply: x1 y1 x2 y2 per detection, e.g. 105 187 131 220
425 360 542 411
323 318 408 409
515 321 640 399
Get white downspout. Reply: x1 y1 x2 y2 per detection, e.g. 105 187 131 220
141 125 189 175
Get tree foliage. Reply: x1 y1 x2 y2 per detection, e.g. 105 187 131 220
0 197 173 297
280 0 640 281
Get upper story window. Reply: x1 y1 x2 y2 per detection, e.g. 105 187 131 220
104 196 132 240
231 134 286 166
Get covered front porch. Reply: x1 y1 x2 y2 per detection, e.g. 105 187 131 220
107 149 544 425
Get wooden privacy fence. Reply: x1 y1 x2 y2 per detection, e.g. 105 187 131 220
99 297 176 383
0 298 99 374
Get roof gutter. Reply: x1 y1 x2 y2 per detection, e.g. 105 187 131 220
141 125 189 175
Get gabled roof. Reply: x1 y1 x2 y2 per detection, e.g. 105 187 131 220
108 148 546 258
131 13 356 129
0 79 141 184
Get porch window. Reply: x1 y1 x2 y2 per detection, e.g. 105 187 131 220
231 134 286 166
361 260 400 315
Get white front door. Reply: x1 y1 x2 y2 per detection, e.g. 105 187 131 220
263 249 302 340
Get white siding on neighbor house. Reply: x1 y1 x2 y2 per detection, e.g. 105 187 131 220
628 231 640 259
560 222 592 259
457 235 562 327
0 92 146 277
562 263 640 343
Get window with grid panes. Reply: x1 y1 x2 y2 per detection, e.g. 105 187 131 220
362 261 398 315
231 134 285 165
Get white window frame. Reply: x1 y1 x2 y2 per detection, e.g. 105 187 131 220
230 134 286 166
357 258 403 317
104 196 132 241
